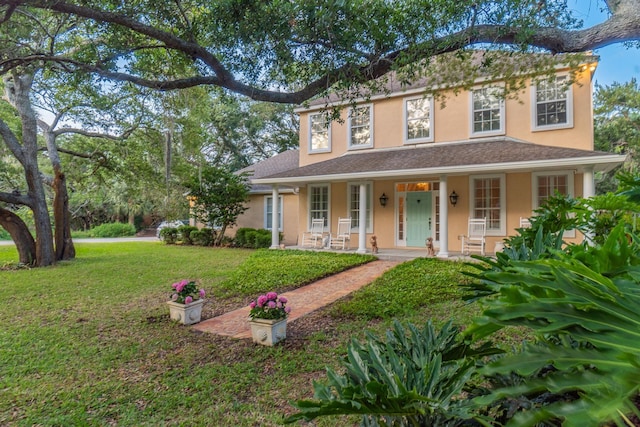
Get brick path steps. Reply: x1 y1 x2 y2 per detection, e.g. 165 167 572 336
192 260 400 339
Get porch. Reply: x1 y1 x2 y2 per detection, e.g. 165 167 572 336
286 245 478 262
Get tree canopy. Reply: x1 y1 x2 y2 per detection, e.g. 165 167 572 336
1 0 639 104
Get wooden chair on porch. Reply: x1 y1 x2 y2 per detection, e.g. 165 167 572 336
519 217 532 228
330 217 352 250
301 218 325 248
461 217 486 256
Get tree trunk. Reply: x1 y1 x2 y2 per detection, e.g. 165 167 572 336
215 225 226 246
52 169 75 261
0 207 36 265
11 73 56 267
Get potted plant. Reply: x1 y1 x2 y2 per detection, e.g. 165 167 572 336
248 292 291 346
167 279 206 325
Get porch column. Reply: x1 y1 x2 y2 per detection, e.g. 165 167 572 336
357 182 367 254
583 167 595 244
270 185 280 249
438 175 450 258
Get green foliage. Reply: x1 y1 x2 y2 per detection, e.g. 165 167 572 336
286 320 500 426
185 166 250 246
177 225 198 245
334 258 473 320
234 227 279 249
190 228 213 246
219 249 375 297
159 227 178 244
465 225 640 425
89 222 136 238
0 227 10 240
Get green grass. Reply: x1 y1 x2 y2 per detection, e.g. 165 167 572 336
0 243 504 426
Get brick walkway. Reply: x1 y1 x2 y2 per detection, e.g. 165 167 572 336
192 260 400 339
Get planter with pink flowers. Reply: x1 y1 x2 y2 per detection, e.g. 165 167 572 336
248 292 291 346
167 279 206 325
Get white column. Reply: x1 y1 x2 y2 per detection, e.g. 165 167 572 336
357 183 367 254
583 167 595 244
270 186 280 249
438 176 449 258
583 166 595 198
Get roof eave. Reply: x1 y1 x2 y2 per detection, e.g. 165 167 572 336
252 154 627 185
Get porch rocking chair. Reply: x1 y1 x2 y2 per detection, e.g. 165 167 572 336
329 217 352 250
461 217 487 256
301 218 325 248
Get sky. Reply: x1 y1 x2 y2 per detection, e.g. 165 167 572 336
570 0 640 86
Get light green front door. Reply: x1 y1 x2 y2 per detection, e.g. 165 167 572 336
406 191 432 247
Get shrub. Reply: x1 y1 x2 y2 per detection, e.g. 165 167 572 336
233 228 279 248
233 227 254 247
159 227 178 244
190 228 213 246
177 225 198 245
89 222 136 238
0 228 10 240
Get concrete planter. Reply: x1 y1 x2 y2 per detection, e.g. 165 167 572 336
249 317 287 346
167 299 205 325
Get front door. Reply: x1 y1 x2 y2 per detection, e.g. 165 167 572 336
406 191 432 247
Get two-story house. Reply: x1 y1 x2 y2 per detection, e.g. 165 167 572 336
246 55 625 255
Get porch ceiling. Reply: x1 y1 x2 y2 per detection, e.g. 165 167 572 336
252 138 626 185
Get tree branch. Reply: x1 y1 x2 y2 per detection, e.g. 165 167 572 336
0 189 31 206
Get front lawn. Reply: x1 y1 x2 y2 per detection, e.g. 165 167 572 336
0 243 482 426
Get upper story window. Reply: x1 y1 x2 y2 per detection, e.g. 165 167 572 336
348 104 373 149
309 113 331 153
471 87 505 137
404 96 434 144
470 174 506 236
532 75 573 131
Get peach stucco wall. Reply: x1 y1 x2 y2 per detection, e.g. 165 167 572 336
298 68 594 165
228 193 299 246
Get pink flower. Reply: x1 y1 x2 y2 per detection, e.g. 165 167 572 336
276 301 282 308
171 293 178 301
279 296 288 304
285 306 291 314
257 295 268 307
185 296 193 304
176 283 185 293
171 282 178 289
267 301 276 309
199 289 206 298
249 301 256 309
266 292 278 300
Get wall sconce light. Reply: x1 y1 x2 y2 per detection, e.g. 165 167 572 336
449 191 459 207
379 193 389 207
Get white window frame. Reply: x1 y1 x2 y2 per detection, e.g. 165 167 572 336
348 104 374 149
264 195 283 231
531 74 574 131
469 174 506 236
308 112 331 153
470 86 505 137
532 171 576 238
347 182 373 233
308 184 330 229
403 95 434 144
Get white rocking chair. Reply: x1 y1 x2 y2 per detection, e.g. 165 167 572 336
330 217 352 250
519 217 532 228
301 218 325 248
461 217 487 256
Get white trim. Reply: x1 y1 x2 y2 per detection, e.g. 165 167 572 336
307 183 331 230
347 181 373 233
403 95 434 144
470 86 505 137
531 73 574 131
252 153 626 185
348 104 374 150
308 112 332 153
264 195 283 231
469 174 506 236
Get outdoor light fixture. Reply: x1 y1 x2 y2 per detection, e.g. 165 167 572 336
379 193 389 207
449 191 459 207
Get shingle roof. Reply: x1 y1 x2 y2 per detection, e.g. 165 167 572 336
253 139 624 184
238 149 300 192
